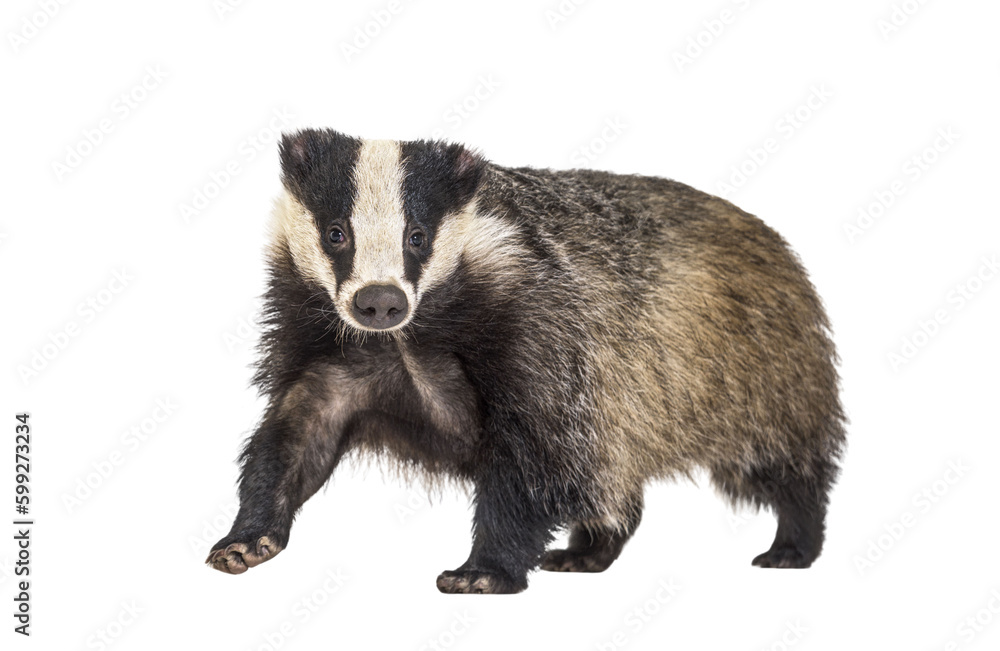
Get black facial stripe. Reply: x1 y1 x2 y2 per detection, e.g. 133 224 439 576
399 140 485 286
279 129 363 290
403 244 422 287
327 221 356 289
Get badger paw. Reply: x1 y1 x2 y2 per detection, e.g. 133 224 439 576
206 535 283 574
752 544 815 569
540 548 615 573
436 569 526 594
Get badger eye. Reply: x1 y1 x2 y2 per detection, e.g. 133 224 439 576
328 227 346 244
408 231 425 248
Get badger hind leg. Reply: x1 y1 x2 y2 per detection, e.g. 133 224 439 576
715 456 837 569
541 495 643 573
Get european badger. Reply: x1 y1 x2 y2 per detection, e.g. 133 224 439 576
207 128 846 594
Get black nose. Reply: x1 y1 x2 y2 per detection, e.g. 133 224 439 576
353 284 409 329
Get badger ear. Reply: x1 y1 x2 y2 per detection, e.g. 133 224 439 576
278 129 359 195
401 140 487 219
397 140 487 225
279 129 320 184
450 144 486 201
416 141 486 205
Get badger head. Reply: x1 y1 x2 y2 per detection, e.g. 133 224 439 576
272 129 488 336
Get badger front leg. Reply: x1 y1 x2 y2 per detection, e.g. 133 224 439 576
207 370 350 574
437 435 558 594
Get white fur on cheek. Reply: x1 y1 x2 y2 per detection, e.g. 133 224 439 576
418 201 526 299
271 190 338 299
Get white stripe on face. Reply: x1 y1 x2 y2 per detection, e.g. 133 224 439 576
271 190 338 299
417 201 526 300
338 139 414 331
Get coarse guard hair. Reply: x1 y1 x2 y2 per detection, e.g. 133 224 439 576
207 128 847 595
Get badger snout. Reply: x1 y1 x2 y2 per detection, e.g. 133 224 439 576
353 284 409 329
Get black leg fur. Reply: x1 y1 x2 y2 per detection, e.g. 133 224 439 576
437 443 557 594
715 457 836 569
541 494 643 573
207 410 347 574
750 461 832 568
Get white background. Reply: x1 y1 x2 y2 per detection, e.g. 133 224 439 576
2 0 998 649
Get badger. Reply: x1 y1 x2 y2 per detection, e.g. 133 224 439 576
206 128 846 594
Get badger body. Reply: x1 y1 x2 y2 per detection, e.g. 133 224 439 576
207 129 846 593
